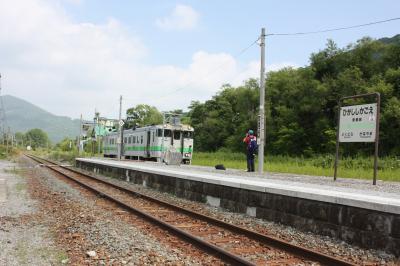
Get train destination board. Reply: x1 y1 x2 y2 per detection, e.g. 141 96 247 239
339 103 377 142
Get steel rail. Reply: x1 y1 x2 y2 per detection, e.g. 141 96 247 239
27 154 356 266
27 154 255 266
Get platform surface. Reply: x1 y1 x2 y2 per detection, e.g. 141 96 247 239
77 157 400 215
0 179 6 202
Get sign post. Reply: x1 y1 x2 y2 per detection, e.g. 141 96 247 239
334 93 380 185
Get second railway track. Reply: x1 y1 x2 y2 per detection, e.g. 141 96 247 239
26 154 355 266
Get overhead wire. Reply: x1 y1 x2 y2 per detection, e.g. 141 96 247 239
147 17 400 100
266 17 400 36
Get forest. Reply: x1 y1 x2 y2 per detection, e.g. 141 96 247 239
187 35 400 157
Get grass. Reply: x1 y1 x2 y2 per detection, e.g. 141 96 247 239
192 152 400 182
14 182 26 192
55 250 69 263
32 148 95 165
0 144 20 160
15 241 29 265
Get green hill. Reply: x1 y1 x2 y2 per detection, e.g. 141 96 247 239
378 34 400 45
2 95 80 143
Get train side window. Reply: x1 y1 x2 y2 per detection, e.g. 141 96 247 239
174 131 181 140
124 137 127 144
141 135 143 144
157 129 162 137
137 136 139 143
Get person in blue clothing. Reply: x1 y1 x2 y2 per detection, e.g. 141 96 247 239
243 130 257 172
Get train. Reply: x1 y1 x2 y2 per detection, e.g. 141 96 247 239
102 123 194 164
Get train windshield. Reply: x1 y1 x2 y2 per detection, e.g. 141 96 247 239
164 129 172 137
183 131 193 139
157 129 172 137
174 131 181 140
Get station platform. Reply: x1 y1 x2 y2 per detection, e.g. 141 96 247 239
76 157 400 214
76 157 400 256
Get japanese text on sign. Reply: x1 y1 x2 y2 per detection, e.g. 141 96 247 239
339 103 377 142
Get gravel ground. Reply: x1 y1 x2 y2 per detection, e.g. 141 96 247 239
76 161 400 265
19 156 216 265
0 160 62 266
87 157 400 197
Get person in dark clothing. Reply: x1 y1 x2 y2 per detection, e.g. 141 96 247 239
243 130 257 172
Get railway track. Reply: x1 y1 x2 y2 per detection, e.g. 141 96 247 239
26 154 355 266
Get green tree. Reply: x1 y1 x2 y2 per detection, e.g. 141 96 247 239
56 137 77 152
184 35 400 157
125 104 163 128
25 128 50 149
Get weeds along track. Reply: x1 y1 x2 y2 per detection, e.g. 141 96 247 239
26 154 355 266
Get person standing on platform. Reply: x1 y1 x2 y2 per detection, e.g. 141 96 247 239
243 130 257 172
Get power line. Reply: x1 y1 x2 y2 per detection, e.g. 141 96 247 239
267 17 400 36
153 17 400 99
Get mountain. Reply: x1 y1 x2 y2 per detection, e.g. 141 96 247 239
2 95 80 143
378 34 400 45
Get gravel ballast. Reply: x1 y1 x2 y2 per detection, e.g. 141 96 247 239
19 156 217 265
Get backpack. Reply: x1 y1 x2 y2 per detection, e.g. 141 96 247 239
249 138 258 154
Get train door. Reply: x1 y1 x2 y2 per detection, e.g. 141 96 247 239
172 130 181 153
180 133 184 155
146 130 151 157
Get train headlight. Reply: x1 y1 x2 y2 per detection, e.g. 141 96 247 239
184 152 192 157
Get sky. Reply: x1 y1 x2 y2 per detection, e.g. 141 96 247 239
0 0 399 120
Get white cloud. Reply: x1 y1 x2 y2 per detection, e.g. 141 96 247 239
155 4 199 31
63 0 83 5
0 0 295 122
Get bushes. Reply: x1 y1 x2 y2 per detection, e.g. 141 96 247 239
0 144 19 159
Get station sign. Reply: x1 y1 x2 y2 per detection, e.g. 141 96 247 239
334 93 380 185
339 103 377 142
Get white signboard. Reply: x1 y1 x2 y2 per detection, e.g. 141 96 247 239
339 103 377 142
119 120 125 127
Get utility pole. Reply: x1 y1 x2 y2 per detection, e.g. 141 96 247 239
96 112 101 154
160 112 167 163
118 95 123 160
258 28 266 174
6 127 9 154
78 114 82 154
0 73 7 141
